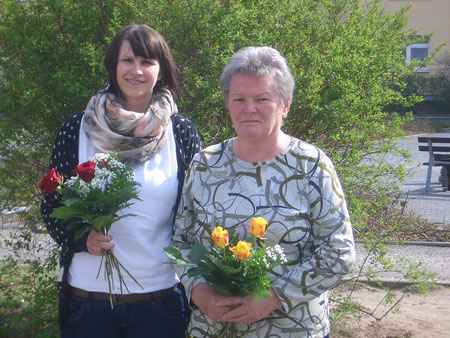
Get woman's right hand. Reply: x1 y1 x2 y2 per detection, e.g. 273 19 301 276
86 231 115 256
191 283 237 322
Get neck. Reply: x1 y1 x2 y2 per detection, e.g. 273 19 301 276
232 132 291 163
119 96 152 113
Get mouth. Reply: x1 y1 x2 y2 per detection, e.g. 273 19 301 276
126 79 145 85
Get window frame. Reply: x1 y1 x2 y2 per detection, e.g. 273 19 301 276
406 37 430 73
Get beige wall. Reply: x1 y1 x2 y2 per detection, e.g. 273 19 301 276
381 0 450 75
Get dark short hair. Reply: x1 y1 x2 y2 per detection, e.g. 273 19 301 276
104 24 180 101
220 46 295 107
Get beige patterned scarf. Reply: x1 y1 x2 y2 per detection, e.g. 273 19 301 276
83 87 177 166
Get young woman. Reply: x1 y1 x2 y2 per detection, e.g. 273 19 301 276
41 24 201 337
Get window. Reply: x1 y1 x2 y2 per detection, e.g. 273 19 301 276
406 37 430 72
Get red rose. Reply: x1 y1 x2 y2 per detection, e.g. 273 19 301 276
39 168 62 194
72 161 96 182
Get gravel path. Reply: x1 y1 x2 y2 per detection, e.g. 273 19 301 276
355 242 450 284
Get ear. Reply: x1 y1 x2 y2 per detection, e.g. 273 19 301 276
282 99 291 119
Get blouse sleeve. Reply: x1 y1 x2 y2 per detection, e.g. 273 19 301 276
40 113 89 253
271 151 356 312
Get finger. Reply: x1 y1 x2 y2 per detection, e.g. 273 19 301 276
221 307 247 322
97 240 115 250
97 234 113 243
216 297 244 307
87 232 114 255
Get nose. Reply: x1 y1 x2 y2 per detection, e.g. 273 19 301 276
132 61 143 75
243 100 257 113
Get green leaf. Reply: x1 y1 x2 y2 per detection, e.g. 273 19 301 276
190 243 209 265
73 227 89 241
164 246 198 268
85 189 106 203
89 215 115 231
208 258 242 276
187 267 209 278
164 246 183 260
63 197 79 207
50 206 83 220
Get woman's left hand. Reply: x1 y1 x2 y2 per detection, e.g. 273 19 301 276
217 289 283 324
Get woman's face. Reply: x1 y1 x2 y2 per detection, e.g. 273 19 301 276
228 73 290 141
116 39 160 110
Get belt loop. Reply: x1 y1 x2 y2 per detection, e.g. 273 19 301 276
86 290 93 301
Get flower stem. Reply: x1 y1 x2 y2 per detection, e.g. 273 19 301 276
217 322 242 338
95 228 143 309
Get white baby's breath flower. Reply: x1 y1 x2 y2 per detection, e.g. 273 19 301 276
78 180 91 197
64 176 79 188
90 152 111 164
264 245 287 264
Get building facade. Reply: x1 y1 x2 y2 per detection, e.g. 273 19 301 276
381 0 450 76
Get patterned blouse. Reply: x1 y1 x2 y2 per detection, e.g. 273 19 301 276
173 137 356 338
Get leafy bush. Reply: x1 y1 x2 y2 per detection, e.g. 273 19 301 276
0 0 431 217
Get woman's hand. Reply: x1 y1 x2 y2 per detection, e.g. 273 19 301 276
217 289 283 324
86 231 115 256
191 283 239 322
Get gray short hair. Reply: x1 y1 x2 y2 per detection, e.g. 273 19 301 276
220 46 295 107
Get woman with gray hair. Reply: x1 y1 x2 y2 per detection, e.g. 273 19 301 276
172 46 355 337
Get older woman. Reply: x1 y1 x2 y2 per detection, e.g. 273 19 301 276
172 46 355 337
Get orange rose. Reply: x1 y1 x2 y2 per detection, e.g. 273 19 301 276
250 217 268 239
229 241 252 261
211 226 229 248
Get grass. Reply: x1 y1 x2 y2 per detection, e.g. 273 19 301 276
402 117 450 135
0 257 59 337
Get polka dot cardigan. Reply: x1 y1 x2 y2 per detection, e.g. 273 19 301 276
40 111 202 327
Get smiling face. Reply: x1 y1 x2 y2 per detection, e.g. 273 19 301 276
116 39 160 112
228 73 290 142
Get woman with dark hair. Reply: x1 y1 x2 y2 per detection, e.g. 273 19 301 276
173 46 355 337
41 24 201 337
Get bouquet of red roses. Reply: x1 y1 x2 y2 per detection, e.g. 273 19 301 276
165 217 287 337
40 151 142 308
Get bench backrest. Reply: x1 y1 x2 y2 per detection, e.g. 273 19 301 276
417 136 450 144
418 137 450 153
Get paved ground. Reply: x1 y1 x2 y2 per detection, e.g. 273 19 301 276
355 130 450 285
392 131 450 225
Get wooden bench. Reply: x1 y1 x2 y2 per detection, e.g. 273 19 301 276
418 136 450 193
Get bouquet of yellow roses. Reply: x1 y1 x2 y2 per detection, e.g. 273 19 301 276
165 217 286 337
40 151 142 308
165 216 287 301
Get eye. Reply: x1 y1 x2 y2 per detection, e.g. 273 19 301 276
142 59 156 66
232 98 244 103
257 97 269 102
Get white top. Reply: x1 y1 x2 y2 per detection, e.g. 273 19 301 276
68 119 179 293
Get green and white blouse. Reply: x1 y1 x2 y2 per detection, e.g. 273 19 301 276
173 137 355 338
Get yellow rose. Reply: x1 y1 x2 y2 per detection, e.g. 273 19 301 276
211 226 229 248
250 217 268 239
229 241 252 261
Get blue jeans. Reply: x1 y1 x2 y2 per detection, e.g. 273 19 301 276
61 287 187 338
